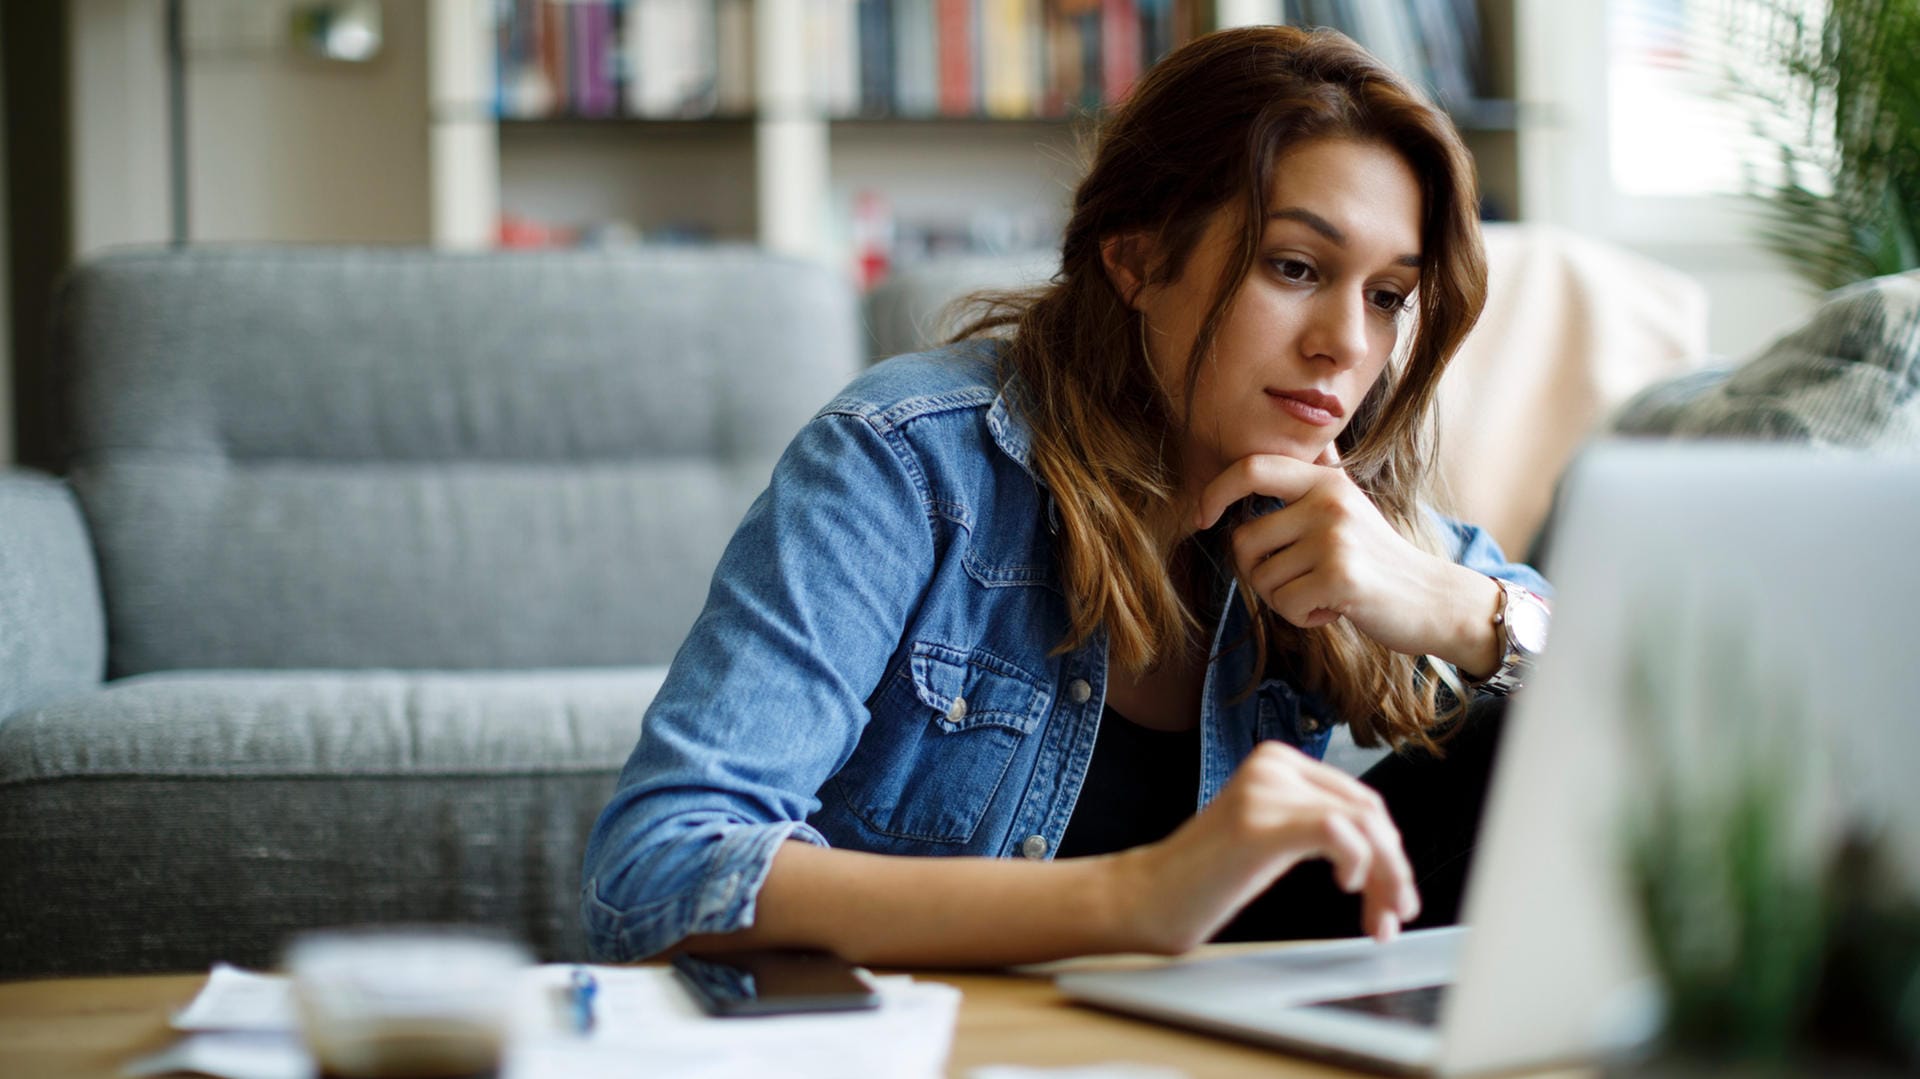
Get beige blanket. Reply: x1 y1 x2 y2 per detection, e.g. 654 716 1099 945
1435 224 1710 557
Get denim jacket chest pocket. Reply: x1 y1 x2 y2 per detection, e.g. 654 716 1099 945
828 641 1051 845
1254 678 1335 756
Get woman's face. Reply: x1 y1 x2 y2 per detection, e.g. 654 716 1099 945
1131 137 1425 490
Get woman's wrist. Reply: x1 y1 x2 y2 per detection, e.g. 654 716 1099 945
1095 846 1158 954
1427 563 1502 678
1097 844 1193 956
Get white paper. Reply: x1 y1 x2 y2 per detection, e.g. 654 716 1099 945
151 963 962 1079
509 966 961 1077
122 1032 308 1079
170 963 299 1033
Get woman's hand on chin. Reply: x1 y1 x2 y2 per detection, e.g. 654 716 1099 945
1190 451 1498 664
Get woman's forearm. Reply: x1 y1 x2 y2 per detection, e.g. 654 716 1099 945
674 840 1143 967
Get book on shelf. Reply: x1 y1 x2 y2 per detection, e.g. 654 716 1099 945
489 0 1208 122
488 0 1495 125
715 0 755 114
835 0 1204 119
893 0 940 116
1099 0 1141 105
492 0 733 119
493 0 624 118
935 0 976 116
629 0 719 117
858 0 895 115
1273 0 1490 111
981 0 1029 118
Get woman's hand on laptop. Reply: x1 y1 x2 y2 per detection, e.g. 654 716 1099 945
1111 740 1420 952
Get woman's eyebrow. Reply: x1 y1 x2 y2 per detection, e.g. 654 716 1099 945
1268 207 1421 267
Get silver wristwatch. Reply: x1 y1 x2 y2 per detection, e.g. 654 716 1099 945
1476 577 1550 696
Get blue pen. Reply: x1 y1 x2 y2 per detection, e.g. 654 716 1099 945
569 966 598 1035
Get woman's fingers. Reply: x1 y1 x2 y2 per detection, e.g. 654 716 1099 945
1230 503 1312 572
1371 911 1403 944
1193 455 1325 531
1290 750 1382 810
1242 533 1314 596
1208 452 1462 661
1293 763 1421 922
1266 568 1350 628
1316 812 1374 894
1282 759 1420 932
1246 540 1362 629
1151 744 1423 948
1306 805 1412 943
1233 509 1365 630
1358 809 1421 925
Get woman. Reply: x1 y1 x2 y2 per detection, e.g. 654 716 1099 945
582 25 1551 967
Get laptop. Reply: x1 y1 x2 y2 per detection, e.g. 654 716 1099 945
1056 443 1920 1075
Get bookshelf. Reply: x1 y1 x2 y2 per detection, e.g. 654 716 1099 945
427 1 1521 279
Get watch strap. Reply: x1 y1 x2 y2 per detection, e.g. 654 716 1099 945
1475 577 1539 696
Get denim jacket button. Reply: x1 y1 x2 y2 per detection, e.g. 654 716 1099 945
1068 679 1092 704
1021 834 1048 860
946 697 968 723
1300 714 1322 734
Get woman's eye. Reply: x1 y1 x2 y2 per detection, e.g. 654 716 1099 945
1369 289 1410 313
1273 258 1315 283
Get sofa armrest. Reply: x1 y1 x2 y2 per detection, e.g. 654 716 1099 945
0 470 104 716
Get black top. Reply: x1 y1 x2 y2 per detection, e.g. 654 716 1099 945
1055 705 1201 860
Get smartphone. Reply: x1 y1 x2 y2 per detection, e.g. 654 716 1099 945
670 949 881 1017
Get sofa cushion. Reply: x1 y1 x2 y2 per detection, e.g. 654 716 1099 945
0 472 104 717
56 247 853 464
864 251 1059 362
0 667 663 976
1613 269 1920 448
73 460 762 675
53 247 862 675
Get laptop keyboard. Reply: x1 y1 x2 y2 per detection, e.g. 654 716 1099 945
1310 983 1449 1027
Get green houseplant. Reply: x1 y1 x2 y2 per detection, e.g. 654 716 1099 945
1723 0 1920 291
1619 610 1920 1073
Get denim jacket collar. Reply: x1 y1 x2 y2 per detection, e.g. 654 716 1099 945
984 383 1042 488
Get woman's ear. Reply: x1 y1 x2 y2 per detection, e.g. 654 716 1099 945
1099 232 1153 310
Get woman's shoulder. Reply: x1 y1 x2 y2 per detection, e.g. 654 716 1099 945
820 339 1007 432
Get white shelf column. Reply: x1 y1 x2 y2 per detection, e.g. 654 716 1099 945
1215 0 1282 28
428 0 499 249
753 0 829 261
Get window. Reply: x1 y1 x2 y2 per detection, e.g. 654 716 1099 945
1523 0 1820 244
1607 0 1828 199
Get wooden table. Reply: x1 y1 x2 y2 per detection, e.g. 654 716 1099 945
0 951 1589 1078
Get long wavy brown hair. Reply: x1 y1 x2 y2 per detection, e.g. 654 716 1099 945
953 26 1489 752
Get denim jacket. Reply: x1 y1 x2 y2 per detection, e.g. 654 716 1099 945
581 341 1550 961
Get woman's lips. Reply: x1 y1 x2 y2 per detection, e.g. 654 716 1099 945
1265 388 1342 427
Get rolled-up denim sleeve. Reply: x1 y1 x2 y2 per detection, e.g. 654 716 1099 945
1431 512 1554 599
581 408 935 961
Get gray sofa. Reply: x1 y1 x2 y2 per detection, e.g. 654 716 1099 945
0 247 860 977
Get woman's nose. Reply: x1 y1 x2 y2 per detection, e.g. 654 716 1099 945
1303 290 1371 369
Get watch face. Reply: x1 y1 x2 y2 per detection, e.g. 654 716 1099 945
1507 591 1551 654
